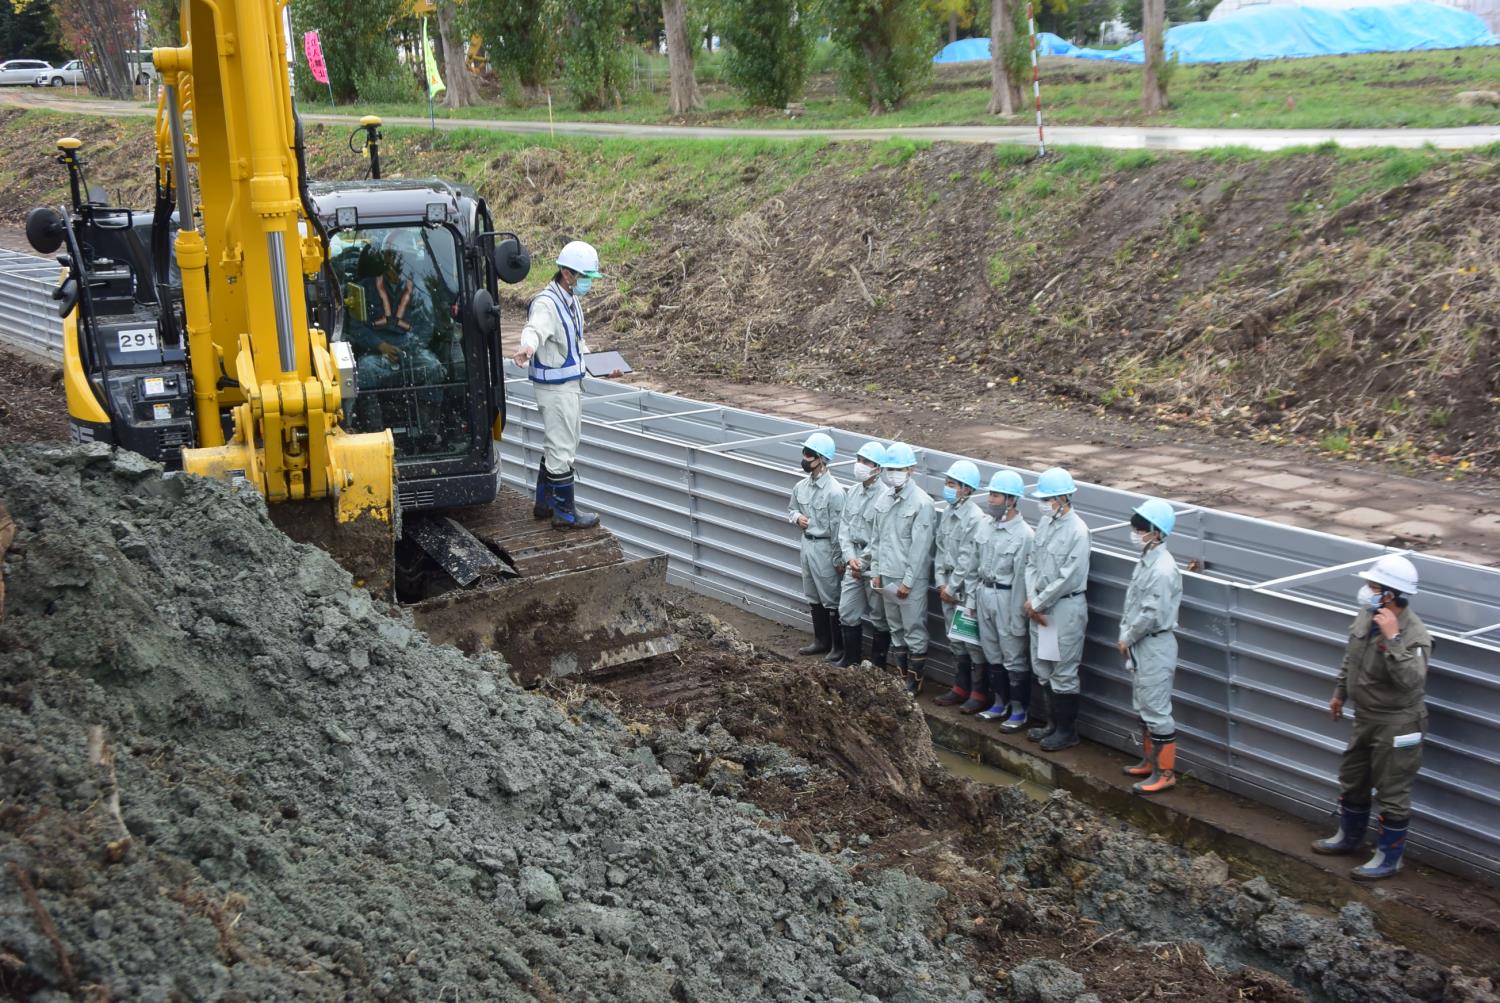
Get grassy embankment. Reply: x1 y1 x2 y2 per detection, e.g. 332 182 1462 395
0 108 1493 475
322 46 1500 131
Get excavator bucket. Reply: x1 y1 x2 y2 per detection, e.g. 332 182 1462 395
404 490 678 684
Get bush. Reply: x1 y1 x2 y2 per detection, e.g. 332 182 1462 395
823 0 936 113
717 0 812 108
292 0 409 103
461 0 554 97
560 0 630 110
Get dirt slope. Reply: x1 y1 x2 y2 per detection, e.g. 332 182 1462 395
0 109 1493 476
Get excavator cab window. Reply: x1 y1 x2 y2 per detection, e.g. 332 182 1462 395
329 223 471 460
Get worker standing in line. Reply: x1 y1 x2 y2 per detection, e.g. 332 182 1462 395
1118 499 1184 795
834 442 890 668
932 460 989 713
511 240 605 530
1023 467 1091 752
1311 555 1432 881
788 432 847 660
973 470 1034 730
870 443 937 696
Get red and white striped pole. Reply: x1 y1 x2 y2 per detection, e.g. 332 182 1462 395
1027 1 1047 156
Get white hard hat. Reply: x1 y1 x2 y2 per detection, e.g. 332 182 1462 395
557 240 602 278
1356 554 1419 596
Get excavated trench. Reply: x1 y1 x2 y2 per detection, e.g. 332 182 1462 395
0 443 1495 1002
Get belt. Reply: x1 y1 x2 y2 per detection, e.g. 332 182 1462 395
804 533 830 540
1061 590 1085 599
1143 627 1172 638
982 580 1012 590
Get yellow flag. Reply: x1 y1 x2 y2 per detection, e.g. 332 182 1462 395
423 17 446 97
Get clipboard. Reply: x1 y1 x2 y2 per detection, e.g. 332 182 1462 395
584 350 633 377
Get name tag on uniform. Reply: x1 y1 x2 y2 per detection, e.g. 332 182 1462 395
1393 732 1423 749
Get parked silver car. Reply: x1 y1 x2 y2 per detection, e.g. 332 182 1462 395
34 59 85 87
0 59 53 85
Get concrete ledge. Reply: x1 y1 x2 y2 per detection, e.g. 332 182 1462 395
922 700 1500 979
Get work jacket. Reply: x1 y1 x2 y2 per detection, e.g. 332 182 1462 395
838 478 888 567
974 513 1034 634
788 471 845 542
934 496 986 606
1336 606 1432 723
871 482 936 590
521 280 589 385
1024 508 1091 612
1118 543 1182 646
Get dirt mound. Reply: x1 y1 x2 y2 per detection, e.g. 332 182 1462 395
585 621 1497 1003
0 444 986 1001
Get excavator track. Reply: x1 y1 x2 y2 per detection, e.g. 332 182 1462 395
406 488 677 684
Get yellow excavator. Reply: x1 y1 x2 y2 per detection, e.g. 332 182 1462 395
25 0 674 681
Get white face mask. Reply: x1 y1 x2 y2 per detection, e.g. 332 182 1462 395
883 469 909 489
853 461 876 482
1356 584 1384 611
1134 531 1153 548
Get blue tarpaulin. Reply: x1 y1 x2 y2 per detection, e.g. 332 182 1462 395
932 33 1079 63
1069 2 1497 62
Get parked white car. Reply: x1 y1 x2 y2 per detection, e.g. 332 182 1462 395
0 59 53 85
34 59 85 87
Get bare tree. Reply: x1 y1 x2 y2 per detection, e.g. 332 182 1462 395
1142 0 1168 113
436 0 481 109
662 0 703 114
52 0 133 98
987 0 1022 116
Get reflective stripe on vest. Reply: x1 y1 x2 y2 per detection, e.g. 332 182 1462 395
528 283 585 384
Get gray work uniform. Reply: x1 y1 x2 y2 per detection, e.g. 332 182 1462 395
521 282 588 477
1024 508 1091 695
934 496 987 661
871 482 936 654
1119 543 1183 736
1334 606 1432 819
788 471 846 607
974 512 1034 685
837 477 889 630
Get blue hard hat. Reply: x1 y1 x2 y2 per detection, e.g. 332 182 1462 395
986 469 1025 497
1031 466 1077 498
884 442 918 468
944 460 981 491
856 441 886 466
1133 497 1175 537
801 432 836 461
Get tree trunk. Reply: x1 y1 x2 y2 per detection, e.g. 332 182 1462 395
949 11 959 43
1142 0 1168 113
987 0 1015 115
662 0 703 114
437 1 480 108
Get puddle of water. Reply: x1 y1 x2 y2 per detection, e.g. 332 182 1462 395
934 746 1052 801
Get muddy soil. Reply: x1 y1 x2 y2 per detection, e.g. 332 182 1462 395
577 612 1497 1003
0 352 65 446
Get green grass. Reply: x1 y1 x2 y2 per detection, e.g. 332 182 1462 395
319 46 1500 134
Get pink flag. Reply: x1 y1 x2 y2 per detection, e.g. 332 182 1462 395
303 30 329 85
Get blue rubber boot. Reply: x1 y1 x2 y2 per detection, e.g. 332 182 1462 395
532 465 554 519
977 665 1010 721
1351 816 1408 880
1310 800 1371 856
550 470 600 530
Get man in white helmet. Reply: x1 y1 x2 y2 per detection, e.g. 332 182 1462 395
788 432 846 659
1311 554 1432 881
513 240 604 530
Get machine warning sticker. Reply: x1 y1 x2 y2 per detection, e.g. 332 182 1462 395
152 403 172 421
143 377 167 396
118 328 158 352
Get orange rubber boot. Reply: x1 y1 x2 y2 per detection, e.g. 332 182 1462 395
1133 740 1177 795
1123 728 1153 778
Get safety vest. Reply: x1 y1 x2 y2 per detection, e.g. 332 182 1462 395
528 282 585 385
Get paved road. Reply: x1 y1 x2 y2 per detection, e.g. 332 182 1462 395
7 91 1500 151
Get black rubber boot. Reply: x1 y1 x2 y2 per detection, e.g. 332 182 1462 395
550 470 600 530
1026 684 1055 743
869 631 891 669
960 661 996 714
978 663 1011 721
1041 691 1081 752
905 653 926 697
823 621 845 664
1001 671 1032 733
798 604 833 656
532 465 554 519
934 651 971 706
835 624 865 667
